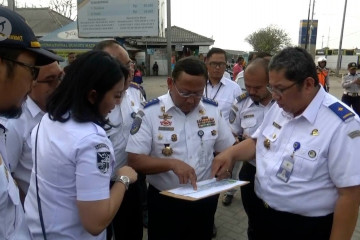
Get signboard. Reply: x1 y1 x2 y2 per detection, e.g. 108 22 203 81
298 20 318 45
175 44 183 51
77 0 159 37
199 46 209 54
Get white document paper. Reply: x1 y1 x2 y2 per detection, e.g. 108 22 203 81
167 178 248 200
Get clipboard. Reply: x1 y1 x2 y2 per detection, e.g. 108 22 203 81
160 178 249 201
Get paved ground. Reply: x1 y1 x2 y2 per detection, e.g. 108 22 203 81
140 75 360 240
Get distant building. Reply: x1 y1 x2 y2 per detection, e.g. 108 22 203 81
15 8 72 37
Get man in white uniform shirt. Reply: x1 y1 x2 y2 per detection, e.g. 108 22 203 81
6 59 63 202
94 40 145 240
127 57 235 240
227 57 274 239
213 47 360 240
0 6 63 239
204 48 242 121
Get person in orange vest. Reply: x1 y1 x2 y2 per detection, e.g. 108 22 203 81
316 57 330 92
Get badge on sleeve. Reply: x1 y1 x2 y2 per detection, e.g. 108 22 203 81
95 144 110 174
130 116 142 135
229 109 236 124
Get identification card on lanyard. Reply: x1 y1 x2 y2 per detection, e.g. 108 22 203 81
276 142 300 183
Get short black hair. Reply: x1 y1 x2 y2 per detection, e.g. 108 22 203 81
269 47 319 86
206 47 227 61
47 50 129 127
93 40 121 51
236 56 244 63
172 56 208 82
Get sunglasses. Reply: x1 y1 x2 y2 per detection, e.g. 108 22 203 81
2 56 40 80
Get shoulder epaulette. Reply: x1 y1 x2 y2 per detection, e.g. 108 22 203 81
328 102 355 121
141 98 160 108
236 92 249 103
202 97 218 106
130 82 140 89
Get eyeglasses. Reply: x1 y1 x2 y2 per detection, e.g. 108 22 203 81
37 75 63 86
1 56 40 80
173 81 203 98
208 62 227 68
266 82 297 96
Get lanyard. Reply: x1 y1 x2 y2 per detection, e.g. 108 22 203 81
205 81 223 100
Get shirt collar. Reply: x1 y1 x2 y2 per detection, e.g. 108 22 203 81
27 97 44 118
294 86 325 124
207 76 228 86
0 117 7 133
163 91 205 114
163 91 177 113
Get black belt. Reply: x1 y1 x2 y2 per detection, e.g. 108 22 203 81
345 92 359 97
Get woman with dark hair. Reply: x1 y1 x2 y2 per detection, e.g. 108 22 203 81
24 50 137 239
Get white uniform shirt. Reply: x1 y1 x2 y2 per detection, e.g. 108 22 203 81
126 93 235 191
107 88 144 177
6 97 44 194
253 87 360 216
25 114 114 239
229 95 274 166
235 70 245 91
126 83 146 104
204 76 242 121
342 72 360 94
0 118 31 239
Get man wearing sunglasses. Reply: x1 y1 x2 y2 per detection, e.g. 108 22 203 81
212 47 360 240
6 57 63 203
127 57 235 240
0 6 63 239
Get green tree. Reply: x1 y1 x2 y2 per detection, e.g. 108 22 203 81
245 25 292 55
50 0 76 20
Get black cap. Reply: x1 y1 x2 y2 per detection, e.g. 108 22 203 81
0 6 63 65
348 62 357 69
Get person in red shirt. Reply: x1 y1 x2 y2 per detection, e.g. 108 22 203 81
233 56 244 80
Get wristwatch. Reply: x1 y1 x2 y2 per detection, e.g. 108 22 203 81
114 175 130 190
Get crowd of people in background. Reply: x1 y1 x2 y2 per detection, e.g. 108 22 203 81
1 5 360 240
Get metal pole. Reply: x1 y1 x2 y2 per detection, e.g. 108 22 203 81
166 0 172 77
307 0 315 52
336 0 347 76
7 0 15 11
304 0 311 50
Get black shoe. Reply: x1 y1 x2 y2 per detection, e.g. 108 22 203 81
222 194 233 206
212 223 217 238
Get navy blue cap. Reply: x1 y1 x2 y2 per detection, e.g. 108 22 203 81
0 6 63 65
348 62 357 69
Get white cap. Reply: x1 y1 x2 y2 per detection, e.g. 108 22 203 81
317 57 327 62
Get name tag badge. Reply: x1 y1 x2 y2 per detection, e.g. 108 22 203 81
276 158 294 183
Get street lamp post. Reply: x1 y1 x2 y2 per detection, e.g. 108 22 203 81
166 0 172 77
336 0 347 76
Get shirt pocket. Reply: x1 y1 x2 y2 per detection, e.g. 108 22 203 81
154 131 180 156
241 117 257 129
292 145 320 180
198 128 217 166
258 125 280 158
